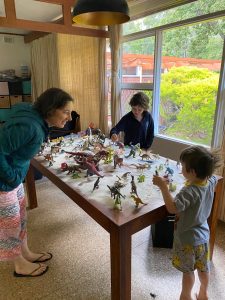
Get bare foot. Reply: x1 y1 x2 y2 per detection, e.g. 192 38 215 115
14 261 47 276
23 250 52 262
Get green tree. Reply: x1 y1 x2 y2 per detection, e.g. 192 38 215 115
123 0 225 59
160 66 219 145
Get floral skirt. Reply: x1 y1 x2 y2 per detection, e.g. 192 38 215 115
0 184 27 260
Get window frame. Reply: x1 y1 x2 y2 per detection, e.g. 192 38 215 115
121 10 225 148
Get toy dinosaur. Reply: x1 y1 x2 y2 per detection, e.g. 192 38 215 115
61 162 81 175
71 172 81 179
84 159 104 178
121 172 131 180
165 167 174 176
92 176 101 191
137 174 145 183
130 194 147 208
130 175 138 196
130 163 151 171
107 185 125 211
140 153 151 161
125 143 140 158
113 154 123 169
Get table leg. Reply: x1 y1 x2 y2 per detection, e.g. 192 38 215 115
25 164 38 209
110 225 132 300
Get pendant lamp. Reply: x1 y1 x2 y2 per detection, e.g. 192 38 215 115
72 0 130 26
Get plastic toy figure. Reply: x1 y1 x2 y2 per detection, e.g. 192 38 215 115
49 161 53 167
137 174 145 183
130 175 138 196
169 182 177 192
165 158 169 166
130 194 147 208
107 185 125 210
72 172 81 179
165 167 174 176
158 164 164 171
121 172 131 180
92 177 101 191
61 162 81 175
125 143 140 158
113 154 123 169
140 153 151 161
84 159 103 178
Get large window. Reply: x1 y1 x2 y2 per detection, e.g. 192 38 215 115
121 14 225 146
123 0 225 35
159 21 224 145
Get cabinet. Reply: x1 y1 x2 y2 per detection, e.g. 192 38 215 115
0 79 32 122
0 82 10 108
0 79 32 109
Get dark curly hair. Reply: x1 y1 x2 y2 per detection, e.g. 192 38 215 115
129 92 149 110
180 145 223 179
33 88 73 119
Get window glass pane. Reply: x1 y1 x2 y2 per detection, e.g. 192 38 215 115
123 0 225 35
121 89 153 116
159 20 224 146
122 37 155 84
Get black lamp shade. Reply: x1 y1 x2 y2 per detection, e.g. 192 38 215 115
72 0 130 26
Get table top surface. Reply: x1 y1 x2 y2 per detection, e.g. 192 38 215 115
33 135 185 228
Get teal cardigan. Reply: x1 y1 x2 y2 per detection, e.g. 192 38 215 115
0 103 49 191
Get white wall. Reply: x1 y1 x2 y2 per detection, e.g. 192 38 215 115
151 136 192 161
0 34 30 77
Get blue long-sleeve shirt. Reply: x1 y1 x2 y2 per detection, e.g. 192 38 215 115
110 111 154 149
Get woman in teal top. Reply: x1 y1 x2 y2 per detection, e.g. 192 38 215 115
0 87 74 277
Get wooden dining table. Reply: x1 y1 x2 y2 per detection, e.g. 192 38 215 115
25 152 223 300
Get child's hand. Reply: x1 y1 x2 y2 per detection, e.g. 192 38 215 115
111 134 118 142
152 175 168 189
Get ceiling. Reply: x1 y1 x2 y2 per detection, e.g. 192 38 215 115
0 0 197 36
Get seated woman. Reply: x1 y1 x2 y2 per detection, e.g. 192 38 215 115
49 110 80 139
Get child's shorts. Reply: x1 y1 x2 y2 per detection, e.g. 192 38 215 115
172 242 210 273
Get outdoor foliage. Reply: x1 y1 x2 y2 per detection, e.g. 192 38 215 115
160 66 219 144
123 0 225 60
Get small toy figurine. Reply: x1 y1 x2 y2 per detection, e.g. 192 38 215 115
176 161 181 168
107 185 125 211
155 170 159 176
121 172 131 180
71 172 81 179
158 164 164 171
169 182 177 192
115 178 127 189
125 143 140 158
61 162 81 175
164 158 169 166
165 167 174 176
113 154 123 169
140 153 151 161
130 175 138 196
130 194 147 208
49 161 53 167
92 176 101 191
137 174 145 183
